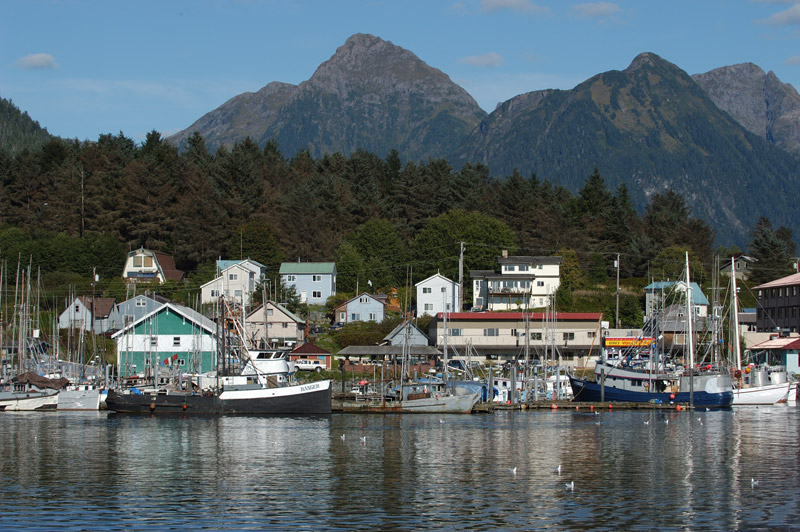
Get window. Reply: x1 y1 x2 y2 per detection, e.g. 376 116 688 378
136 298 146 308
484 328 499 336
779 288 783 297
229 273 238 281
339 312 345 321
441 287 447 292
144 359 151 366
234 289 242 298
360 297 369 303
369 313 377 321
449 328 462 336
351 313 361 321
519 265 529 272
178 359 186 367
312 291 322 298
312 275 322 282
531 333 542 340
133 256 143 267
504 265 516 272
588 331 596 338
538 265 543 269
143 257 153 267
758 290 762 299
210 289 218 297
424 303 434 311
150 337 158 346
173 337 181 347
562 332 575 341
537 281 544 287
423 287 432 294
75 305 80 313
282 323 288 329
267 309 273 316
285 275 296 282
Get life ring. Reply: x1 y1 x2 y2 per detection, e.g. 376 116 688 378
643 381 650 391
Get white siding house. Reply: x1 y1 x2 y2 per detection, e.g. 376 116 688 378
471 253 562 311
200 259 266 305
416 273 460 316
280 262 336 305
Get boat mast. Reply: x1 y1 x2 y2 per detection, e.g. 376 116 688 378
685 252 694 407
730 257 742 371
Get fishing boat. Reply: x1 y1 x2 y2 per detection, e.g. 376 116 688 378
0 372 62 411
570 252 734 408
106 347 331 415
340 379 478 413
727 258 792 405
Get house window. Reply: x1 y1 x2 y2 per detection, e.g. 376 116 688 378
484 328 499 336
449 328 462 336
538 265 543 269
360 297 369 303
351 313 361 321
519 265 529 272
282 323 288 329
75 305 80 313
531 333 542 340
563 332 575 341
779 288 783 297
133 256 143 267
210 289 218 297
144 359 151 366
234 290 242 298
369 313 377 321
312 275 322 282
267 309 273 316
794 286 798 296
441 287 447 292
504 265 516 272
424 303 433 311
150 337 158 346
178 359 185 367
423 287 432 294
229 273 238 281
285 275 296 282
588 331 596 338
173 337 180 347
758 290 762 299
537 281 544 287
136 298 146 307
339 312 345 321
143 257 153 267
123 314 133 325
312 291 322 298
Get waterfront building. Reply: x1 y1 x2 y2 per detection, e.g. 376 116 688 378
470 251 562 311
279 262 336 305
416 272 460 316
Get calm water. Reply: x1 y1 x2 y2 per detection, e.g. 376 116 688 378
0 407 798 531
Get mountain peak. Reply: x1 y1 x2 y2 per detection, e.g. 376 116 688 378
626 52 663 72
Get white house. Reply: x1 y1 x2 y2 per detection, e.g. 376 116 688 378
471 252 562 311
122 247 184 285
644 281 709 318
200 259 267 305
416 272 460 316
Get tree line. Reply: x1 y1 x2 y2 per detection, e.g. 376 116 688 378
0 131 794 318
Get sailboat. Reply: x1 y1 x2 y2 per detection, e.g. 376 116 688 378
729 258 792 405
570 252 734 408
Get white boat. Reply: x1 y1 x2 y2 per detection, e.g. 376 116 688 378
729 258 792 406
58 384 103 411
0 388 59 411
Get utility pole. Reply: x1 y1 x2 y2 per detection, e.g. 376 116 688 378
458 242 465 312
615 254 620 329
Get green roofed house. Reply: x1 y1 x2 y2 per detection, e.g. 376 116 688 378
111 302 217 380
279 262 336 305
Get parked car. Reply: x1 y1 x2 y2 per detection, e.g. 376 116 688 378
294 359 325 372
329 322 344 332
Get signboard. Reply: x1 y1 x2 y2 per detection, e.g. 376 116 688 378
603 337 656 348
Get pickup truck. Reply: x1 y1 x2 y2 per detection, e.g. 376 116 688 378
294 359 325 372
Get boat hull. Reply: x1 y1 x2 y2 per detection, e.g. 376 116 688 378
569 376 733 408
0 389 59 411
341 393 479 414
58 387 102 411
106 380 332 415
732 382 792 405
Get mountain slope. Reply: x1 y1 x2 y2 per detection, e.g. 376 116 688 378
168 34 487 159
692 63 800 155
452 53 800 244
0 96 53 154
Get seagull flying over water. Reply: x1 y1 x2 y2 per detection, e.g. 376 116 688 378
340 434 346 441
643 420 650 425
360 436 367 445
751 478 758 488
565 481 574 491
509 467 517 475
556 464 562 476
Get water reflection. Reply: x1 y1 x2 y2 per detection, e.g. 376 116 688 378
0 408 797 530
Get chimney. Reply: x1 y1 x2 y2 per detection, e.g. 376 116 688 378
501 249 508 258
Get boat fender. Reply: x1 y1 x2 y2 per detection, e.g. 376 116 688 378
669 393 675 400
182 404 187 411
149 402 155 412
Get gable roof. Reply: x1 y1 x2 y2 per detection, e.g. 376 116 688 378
279 262 336 275
111 302 215 339
246 300 302 324
644 281 710 306
292 342 331 355
152 251 184 281
76 296 116 318
384 321 429 343
334 293 386 312
415 272 456 286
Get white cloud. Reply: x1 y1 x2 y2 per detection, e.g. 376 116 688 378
569 2 621 19
785 55 800 64
481 0 551 15
16 53 58 70
760 3 800 25
459 52 505 68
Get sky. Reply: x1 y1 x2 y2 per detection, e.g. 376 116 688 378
2 0 800 144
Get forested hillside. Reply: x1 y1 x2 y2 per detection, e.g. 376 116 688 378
0 97 52 154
